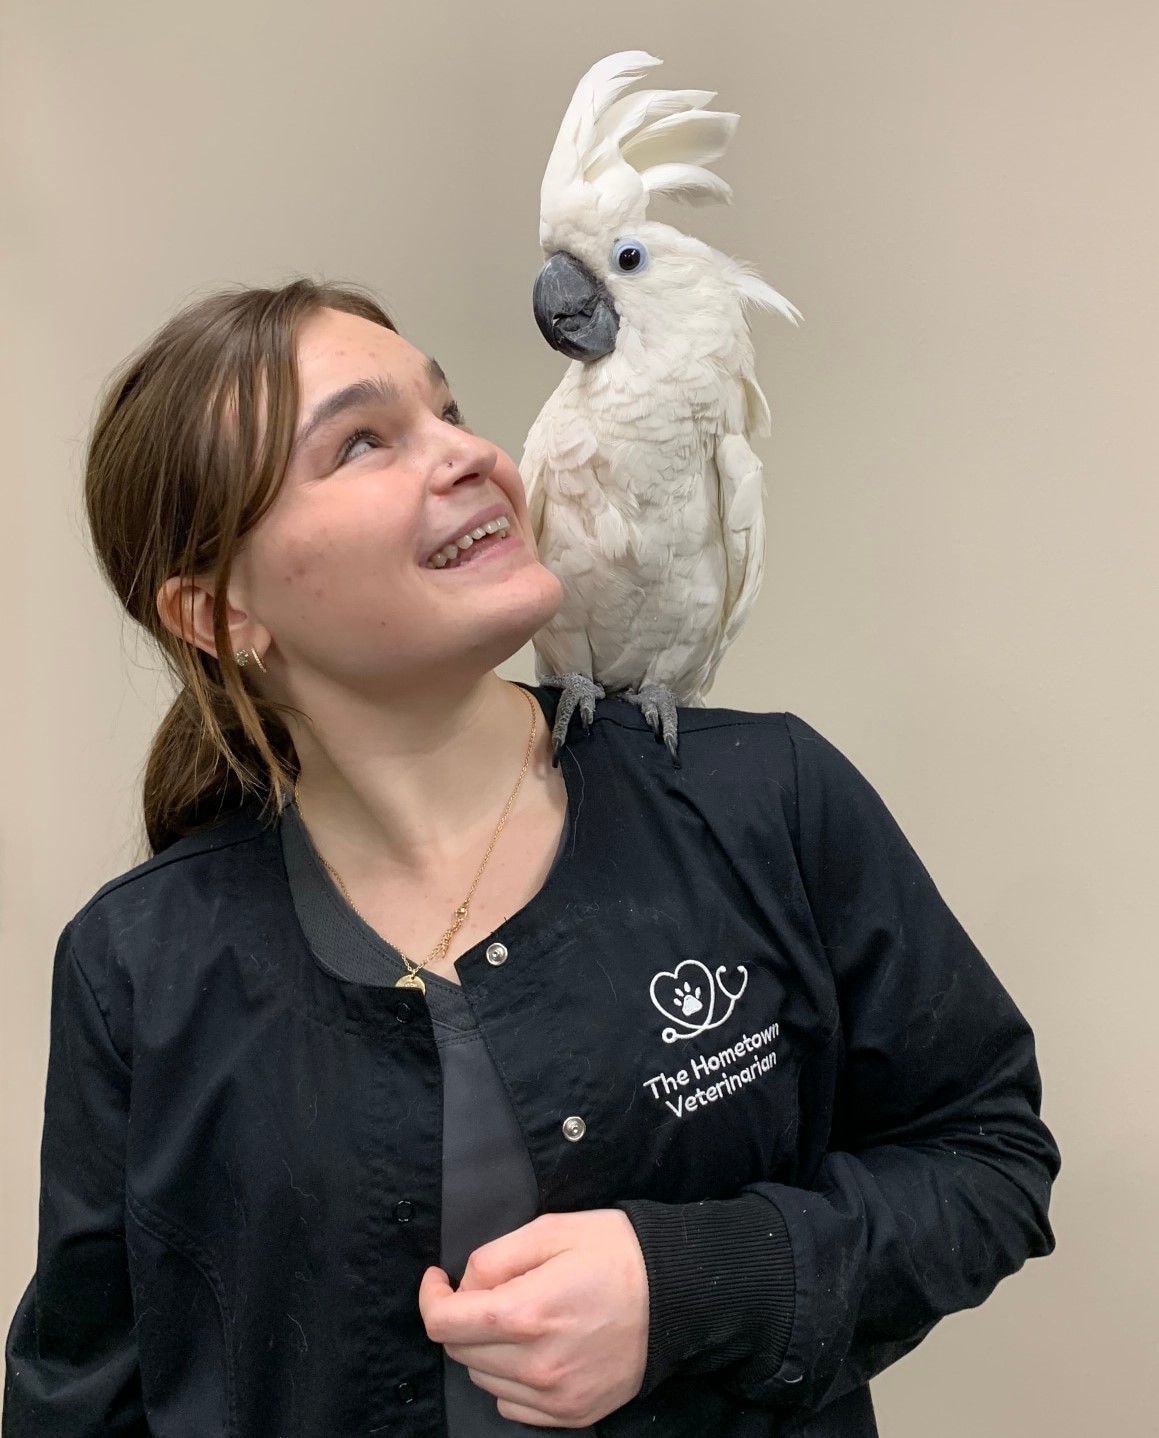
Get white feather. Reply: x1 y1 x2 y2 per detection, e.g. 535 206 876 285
622 110 739 173
540 50 746 229
540 51 661 197
639 163 734 207
706 431 766 694
594 88 716 152
725 258 805 327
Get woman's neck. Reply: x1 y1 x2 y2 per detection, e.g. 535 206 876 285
286 670 551 877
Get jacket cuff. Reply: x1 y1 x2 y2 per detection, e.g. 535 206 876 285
615 1191 796 1397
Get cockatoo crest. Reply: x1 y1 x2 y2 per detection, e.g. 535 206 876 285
538 51 798 325
540 51 736 241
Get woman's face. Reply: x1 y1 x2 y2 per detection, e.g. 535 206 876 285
232 307 563 693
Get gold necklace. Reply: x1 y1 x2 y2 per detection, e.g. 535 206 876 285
292 686 539 996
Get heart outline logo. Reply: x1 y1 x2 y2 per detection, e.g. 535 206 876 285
649 960 749 1043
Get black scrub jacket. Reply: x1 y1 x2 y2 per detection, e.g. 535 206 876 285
4 694 1060 1437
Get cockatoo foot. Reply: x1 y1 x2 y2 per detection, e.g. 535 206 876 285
624 684 682 768
540 673 606 766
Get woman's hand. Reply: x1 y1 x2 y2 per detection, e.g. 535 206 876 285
419 1209 650 1427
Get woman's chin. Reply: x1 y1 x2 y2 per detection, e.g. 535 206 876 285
497 566 564 635
408 542 562 668
452 564 563 668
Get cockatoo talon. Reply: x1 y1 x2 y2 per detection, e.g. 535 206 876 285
541 672 606 757
624 684 681 766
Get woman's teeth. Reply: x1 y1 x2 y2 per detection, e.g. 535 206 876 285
427 516 510 569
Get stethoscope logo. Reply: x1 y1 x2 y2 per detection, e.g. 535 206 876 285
649 959 749 1043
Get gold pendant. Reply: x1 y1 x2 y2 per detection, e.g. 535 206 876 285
395 972 427 994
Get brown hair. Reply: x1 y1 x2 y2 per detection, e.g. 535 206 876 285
84 278 398 856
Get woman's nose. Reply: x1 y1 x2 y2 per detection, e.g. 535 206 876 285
431 425 498 490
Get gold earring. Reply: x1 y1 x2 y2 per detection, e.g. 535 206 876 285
251 649 268 673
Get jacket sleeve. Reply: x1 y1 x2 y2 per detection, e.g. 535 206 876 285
4 925 148 1436
617 712 1060 1413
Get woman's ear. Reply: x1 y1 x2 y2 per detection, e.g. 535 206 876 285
155 574 262 662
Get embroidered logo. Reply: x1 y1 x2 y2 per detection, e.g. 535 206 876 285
649 959 749 1043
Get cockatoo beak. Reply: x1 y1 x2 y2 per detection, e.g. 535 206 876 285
532 252 620 362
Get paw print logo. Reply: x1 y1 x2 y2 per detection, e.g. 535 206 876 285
673 981 703 1017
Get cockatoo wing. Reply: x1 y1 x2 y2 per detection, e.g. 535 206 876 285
709 433 764 690
521 399 622 682
704 421 766 697
521 407 550 542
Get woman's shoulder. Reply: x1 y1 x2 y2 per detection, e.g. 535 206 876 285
562 689 884 837
566 687 831 780
66 799 279 949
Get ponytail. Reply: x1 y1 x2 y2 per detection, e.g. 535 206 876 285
142 661 297 856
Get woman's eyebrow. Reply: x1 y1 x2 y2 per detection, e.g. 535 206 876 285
292 358 451 455
293 376 401 453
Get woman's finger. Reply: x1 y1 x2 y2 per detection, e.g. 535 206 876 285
445 1340 530 1380
460 1215 564 1292
417 1266 458 1339
467 1368 573 1429
421 1268 545 1346
496 1397 572 1429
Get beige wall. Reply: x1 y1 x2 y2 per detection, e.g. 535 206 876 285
2 1 1155 1431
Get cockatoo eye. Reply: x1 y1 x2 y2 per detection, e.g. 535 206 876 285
611 239 650 275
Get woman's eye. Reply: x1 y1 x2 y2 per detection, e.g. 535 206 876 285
338 427 379 464
338 402 463 465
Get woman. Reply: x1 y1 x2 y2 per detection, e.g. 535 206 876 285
4 279 1060 1438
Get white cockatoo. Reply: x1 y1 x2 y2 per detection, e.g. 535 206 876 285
521 50 802 762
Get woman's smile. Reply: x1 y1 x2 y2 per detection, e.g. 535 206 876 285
426 516 520 572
